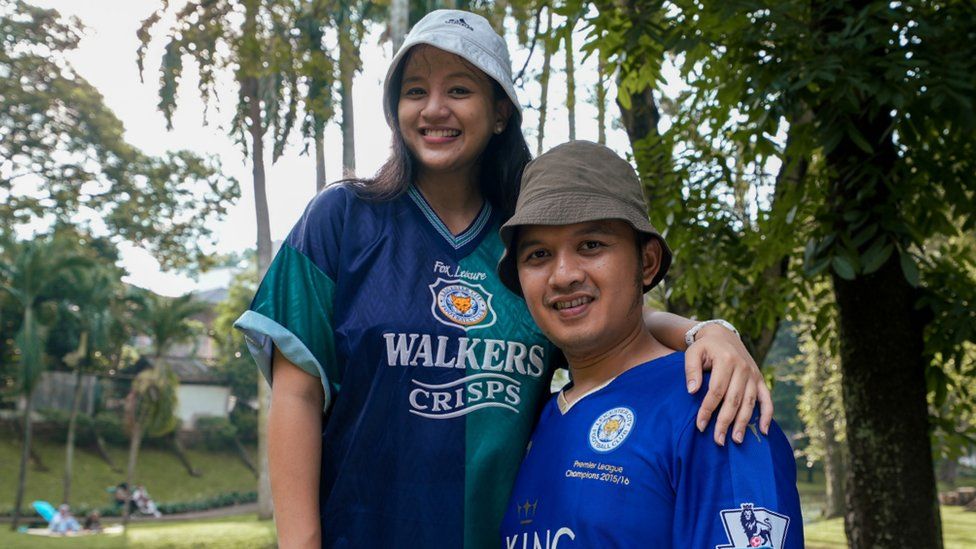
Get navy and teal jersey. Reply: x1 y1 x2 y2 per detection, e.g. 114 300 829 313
500 352 803 549
235 184 557 548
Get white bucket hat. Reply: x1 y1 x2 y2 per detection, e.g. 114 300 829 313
382 9 522 126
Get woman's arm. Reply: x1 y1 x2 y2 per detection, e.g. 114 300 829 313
269 348 324 549
644 310 773 445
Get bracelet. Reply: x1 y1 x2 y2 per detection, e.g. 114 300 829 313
684 319 739 348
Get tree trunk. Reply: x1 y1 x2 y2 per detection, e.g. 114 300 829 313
536 10 553 156
257 379 272 519
13 414 48 472
90 420 122 473
489 1 508 34
122 422 143 527
937 458 959 486
832 258 940 547
11 390 35 531
315 124 326 192
339 29 356 178
234 434 259 478
244 0 274 521
821 412 846 519
390 0 409 53
63 368 86 505
596 57 607 145
170 432 201 477
564 22 576 141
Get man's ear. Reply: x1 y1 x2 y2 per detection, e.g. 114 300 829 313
641 237 663 287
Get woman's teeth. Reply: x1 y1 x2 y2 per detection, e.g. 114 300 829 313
555 297 591 310
424 129 461 137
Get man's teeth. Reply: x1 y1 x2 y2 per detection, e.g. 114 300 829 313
554 297 591 310
424 129 461 137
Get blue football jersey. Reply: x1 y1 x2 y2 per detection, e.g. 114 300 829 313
236 185 558 548
500 352 803 549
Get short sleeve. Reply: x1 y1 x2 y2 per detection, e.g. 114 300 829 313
234 186 349 409
671 416 804 549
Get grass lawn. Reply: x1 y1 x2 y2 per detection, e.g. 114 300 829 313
0 437 257 514
0 514 276 548
805 506 976 548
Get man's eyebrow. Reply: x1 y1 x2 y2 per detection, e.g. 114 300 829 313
516 237 543 253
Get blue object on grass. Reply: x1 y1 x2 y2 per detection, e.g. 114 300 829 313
31 500 56 523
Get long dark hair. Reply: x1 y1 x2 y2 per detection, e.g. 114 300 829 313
346 50 531 218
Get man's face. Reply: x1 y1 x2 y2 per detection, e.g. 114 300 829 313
515 220 661 358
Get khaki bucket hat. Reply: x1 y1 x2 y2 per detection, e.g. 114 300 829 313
497 140 673 296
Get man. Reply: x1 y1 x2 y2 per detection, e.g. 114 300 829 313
496 141 803 548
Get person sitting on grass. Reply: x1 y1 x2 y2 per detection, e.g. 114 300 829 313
83 509 103 532
496 141 804 548
49 504 81 535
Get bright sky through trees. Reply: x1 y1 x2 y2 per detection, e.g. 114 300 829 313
26 0 649 296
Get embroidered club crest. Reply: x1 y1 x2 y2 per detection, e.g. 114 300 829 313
716 503 790 549
429 278 496 330
588 407 635 452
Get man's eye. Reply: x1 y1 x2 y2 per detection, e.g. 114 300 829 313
523 249 548 261
580 241 605 251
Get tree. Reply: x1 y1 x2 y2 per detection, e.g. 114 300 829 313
0 235 91 530
1 1 238 272
121 366 179 527
120 290 208 524
54 250 129 505
535 8 554 155
138 0 308 517
582 0 976 545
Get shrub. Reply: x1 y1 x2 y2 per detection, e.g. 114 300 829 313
196 416 238 451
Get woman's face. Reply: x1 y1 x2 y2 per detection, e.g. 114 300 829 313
397 46 510 180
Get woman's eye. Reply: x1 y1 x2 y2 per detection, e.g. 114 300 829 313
449 87 471 96
403 87 425 96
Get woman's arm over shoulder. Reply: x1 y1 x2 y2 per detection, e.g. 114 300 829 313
269 348 324 549
643 310 774 445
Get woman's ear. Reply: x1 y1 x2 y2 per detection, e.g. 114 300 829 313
494 100 513 134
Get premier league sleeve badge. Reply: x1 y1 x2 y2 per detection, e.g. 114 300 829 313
716 503 790 549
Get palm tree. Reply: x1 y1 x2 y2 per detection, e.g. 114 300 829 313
0 235 91 530
121 291 208 526
60 265 128 504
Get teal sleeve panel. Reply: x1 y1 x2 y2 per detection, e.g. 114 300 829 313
234 243 338 409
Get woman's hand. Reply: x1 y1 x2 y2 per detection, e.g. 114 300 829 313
685 323 773 446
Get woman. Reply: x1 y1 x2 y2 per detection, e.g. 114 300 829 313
235 10 770 548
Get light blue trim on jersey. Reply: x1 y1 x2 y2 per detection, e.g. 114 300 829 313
407 186 493 249
235 310 332 411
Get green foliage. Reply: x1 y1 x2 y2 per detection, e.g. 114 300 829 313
0 1 239 272
130 291 209 359
127 369 179 439
0 234 93 395
212 269 258 401
580 0 976 448
196 416 240 452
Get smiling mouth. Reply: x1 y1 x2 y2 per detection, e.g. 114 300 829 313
422 129 461 138
553 296 593 310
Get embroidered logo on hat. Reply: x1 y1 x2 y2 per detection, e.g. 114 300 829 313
445 17 474 31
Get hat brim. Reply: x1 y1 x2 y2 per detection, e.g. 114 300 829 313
382 35 522 126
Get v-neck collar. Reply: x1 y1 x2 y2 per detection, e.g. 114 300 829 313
556 352 680 415
407 185 493 250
